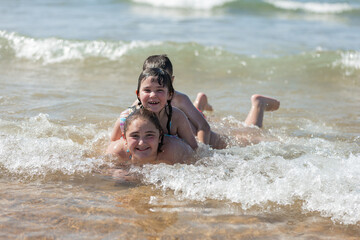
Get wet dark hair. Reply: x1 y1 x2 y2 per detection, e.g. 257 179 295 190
142 54 173 76
124 108 164 153
137 67 174 134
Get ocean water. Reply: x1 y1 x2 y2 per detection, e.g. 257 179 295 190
0 0 360 239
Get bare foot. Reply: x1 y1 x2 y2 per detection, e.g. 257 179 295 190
194 92 213 112
245 94 280 128
251 94 280 111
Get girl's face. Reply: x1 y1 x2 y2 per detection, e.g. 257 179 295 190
137 76 172 113
125 117 161 163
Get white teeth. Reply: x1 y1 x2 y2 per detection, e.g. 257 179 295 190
137 147 149 151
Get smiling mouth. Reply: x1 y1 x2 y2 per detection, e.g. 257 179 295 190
136 147 150 152
148 101 159 105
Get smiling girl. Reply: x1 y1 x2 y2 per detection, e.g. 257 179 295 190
107 108 193 165
107 68 198 155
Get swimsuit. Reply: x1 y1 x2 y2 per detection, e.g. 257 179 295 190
196 107 206 119
119 106 137 135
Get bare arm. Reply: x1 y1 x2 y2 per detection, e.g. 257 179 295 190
110 118 122 141
173 92 211 144
159 135 195 164
172 108 198 150
110 108 133 142
131 99 139 106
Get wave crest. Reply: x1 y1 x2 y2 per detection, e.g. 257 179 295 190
264 0 354 14
131 0 235 10
0 30 162 64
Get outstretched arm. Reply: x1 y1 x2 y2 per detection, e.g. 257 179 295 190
174 93 211 145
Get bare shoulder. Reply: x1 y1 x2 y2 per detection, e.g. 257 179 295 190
106 138 130 164
172 91 192 109
171 106 187 118
158 135 194 164
173 90 188 99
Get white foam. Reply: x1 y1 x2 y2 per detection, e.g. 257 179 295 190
0 96 13 106
0 30 162 64
0 114 108 177
135 137 360 225
265 0 354 14
132 0 234 10
339 51 360 70
1 113 359 224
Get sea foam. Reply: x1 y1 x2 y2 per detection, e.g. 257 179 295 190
265 0 354 14
133 116 360 225
132 0 234 9
0 30 162 64
0 114 107 177
339 51 360 70
137 148 360 224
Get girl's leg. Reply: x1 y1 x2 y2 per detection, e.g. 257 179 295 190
193 92 213 112
244 94 280 128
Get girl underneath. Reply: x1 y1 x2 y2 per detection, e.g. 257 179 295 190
109 108 193 165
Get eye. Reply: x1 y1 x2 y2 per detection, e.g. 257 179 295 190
157 89 164 93
129 133 139 139
146 133 155 138
145 132 157 139
143 89 151 93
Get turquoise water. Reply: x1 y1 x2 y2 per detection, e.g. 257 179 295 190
0 0 360 239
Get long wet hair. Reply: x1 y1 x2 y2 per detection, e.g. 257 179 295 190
137 67 175 134
123 108 164 153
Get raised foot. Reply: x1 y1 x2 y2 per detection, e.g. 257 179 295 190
251 94 280 111
194 92 213 112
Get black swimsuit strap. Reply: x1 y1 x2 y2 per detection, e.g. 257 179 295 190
165 103 172 134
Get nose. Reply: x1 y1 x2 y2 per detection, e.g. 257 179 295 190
149 91 156 97
138 138 145 145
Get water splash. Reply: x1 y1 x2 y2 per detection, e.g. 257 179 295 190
339 51 360 70
0 114 108 178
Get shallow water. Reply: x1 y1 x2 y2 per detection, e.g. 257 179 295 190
1 0 360 239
